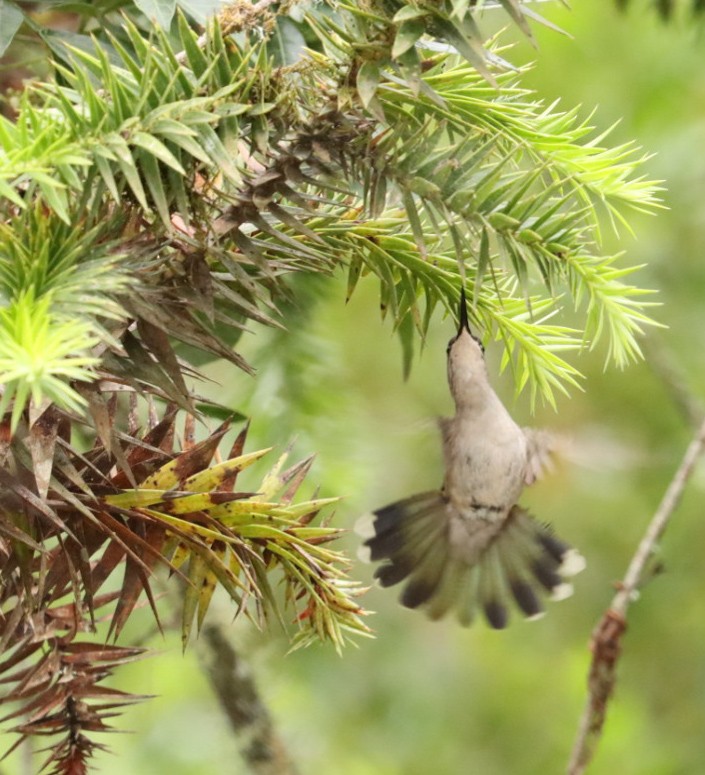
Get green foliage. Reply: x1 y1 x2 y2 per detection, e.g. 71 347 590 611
0 206 130 427
0 0 227 56
0 290 98 424
0 1 23 57
0 1 667 770
0 3 662 414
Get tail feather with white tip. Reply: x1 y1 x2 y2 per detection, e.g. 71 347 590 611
358 492 584 629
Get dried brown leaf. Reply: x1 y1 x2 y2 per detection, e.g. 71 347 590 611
280 455 315 504
137 320 194 412
0 468 75 540
27 409 59 500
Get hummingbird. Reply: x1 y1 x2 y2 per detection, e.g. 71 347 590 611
360 290 584 628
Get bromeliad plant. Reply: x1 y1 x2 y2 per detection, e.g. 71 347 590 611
0 0 661 770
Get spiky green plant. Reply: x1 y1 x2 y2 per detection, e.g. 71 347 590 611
0 0 661 771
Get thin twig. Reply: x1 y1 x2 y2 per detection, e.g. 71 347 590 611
198 621 300 775
567 416 705 775
642 335 704 430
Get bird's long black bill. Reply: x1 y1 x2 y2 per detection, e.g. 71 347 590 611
458 288 470 335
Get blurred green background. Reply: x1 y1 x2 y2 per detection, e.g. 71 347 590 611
11 2 705 773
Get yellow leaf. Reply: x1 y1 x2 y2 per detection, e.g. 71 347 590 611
181 448 272 492
258 449 290 498
182 553 208 648
104 489 168 508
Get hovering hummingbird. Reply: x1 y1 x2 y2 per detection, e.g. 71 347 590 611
360 290 584 628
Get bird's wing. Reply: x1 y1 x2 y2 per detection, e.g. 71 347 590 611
522 427 557 485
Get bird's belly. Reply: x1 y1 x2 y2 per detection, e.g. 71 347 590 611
446 439 526 510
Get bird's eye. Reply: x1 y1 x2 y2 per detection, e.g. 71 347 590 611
472 335 485 354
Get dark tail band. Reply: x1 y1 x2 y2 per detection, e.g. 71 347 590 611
360 493 584 629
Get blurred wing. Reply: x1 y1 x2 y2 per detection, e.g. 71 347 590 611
523 428 557 485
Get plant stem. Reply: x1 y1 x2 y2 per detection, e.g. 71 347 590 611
198 622 300 775
567 416 705 774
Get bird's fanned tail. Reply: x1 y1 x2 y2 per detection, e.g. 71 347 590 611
358 492 584 629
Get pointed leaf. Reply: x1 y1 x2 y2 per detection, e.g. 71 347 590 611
346 254 364 302
134 0 176 28
182 552 207 647
392 20 425 59
140 422 230 489
27 410 58 500
432 17 495 85
397 311 414 380
132 131 185 174
393 6 428 21
357 60 380 109
474 226 491 303
140 152 171 226
136 320 193 409
181 448 271 492
177 0 226 24
498 0 535 42
0 1 23 57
